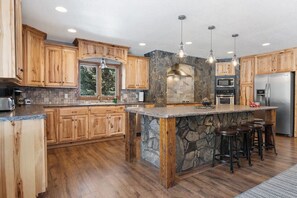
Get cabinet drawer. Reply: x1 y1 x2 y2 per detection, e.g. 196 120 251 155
59 107 88 116
89 106 125 114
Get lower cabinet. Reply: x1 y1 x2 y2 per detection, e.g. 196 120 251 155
45 108 58 144
89 113 108 138
59 107 89 143
45 106 125 145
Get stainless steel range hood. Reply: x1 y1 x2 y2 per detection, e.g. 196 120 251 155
167 63 192 77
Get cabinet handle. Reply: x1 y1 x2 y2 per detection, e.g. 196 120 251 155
72 111 77 113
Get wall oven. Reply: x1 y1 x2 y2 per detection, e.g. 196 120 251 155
216 76 235 88
216 89 235 105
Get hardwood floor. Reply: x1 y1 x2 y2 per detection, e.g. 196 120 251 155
46 136 297 198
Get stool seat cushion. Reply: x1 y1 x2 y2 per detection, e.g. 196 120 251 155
215 128 238 136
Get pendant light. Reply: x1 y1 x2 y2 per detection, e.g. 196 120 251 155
231 34 239 67
206 25 217 64
177 15 186 58
100 58 107 69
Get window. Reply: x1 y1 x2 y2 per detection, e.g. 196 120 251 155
79 61 120 99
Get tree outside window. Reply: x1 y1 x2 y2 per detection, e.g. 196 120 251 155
79 61 120 99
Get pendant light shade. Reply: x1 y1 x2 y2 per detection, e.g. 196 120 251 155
231 34 239 67
206 25 217 64
100 58 107 69
177 15 186 58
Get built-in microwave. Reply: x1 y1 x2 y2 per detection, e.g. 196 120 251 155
216 76 235 88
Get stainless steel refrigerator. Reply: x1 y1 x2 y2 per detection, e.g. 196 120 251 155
254 72 294 136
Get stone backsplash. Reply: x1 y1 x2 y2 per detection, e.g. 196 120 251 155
141 112 253 172
15 87 141 104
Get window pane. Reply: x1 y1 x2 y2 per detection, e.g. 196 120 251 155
101 68 116 96
80 65 97 96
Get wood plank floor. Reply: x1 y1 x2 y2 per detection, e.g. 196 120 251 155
46 136 297 198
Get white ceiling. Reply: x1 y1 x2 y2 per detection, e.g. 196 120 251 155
23 0 297 59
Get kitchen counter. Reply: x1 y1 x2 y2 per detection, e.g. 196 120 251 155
42 102 154 108
0 105 46 121
126 105 278 118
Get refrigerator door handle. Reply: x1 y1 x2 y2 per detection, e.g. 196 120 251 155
267 83 271 106
265 83 268 106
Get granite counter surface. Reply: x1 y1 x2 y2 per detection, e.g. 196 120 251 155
0 105 46 121
43 102 154 108
126 105 278 118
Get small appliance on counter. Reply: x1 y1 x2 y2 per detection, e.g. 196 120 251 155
138 91 144 102
0 97 15 111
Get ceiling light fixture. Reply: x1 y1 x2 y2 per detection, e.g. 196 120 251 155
67 28 77 33
177 15 186 58
100 58 107 69
227 51 234 54
139 43 146 46
206 25 217 64
231 34 239 67
55 6 67 13
262 43 271 46
185 41 192 45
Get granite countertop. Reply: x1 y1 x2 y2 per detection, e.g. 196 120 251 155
42 102 154 108
166 102 202 105
0 105 46 121
125 105 278 118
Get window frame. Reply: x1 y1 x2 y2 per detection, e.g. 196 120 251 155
78 60 121 100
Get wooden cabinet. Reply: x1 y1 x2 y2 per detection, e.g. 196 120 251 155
0 0 22 80
108 113 125 135
215 62 235 76
45 108 58 144
277 50 294 72
59 107 89 143
255 54 277 74
44 43 78 87
23 25 46 86
240 57 255 84
0 119 47 197
240 84 254 106
89 106 125 139
126 55 149 89
62 48 78 87
74 38 129 63
89 113 108 138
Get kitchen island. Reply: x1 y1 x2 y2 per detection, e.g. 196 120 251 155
125 105 277 188
0 106 47 198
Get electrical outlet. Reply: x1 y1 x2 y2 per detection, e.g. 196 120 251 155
64 94 68 99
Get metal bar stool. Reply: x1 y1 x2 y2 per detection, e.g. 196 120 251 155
212 128 240 173
263 122 277 155
236 126 253 166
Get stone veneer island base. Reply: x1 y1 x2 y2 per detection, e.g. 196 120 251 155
125 105 277 188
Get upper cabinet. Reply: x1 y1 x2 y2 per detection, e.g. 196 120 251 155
215 62 235 76
240 57 255 84
0 0 22 81
126 55 149 90
23 25 47 86
44 43 78 87
73 38 129 63
255 50 294 75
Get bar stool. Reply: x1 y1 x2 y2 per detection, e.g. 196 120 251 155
236 126 253 166
263 122 277 155
212 128 240 173
242 122 264 161
251 124 264 160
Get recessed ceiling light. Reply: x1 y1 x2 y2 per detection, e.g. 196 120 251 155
185 41 192 45
67 28 77 33
262 43 271 46
227 51 234 54
139 43 146 46
55 6 67 13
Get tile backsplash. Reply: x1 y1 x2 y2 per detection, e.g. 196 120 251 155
15 87 141 104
